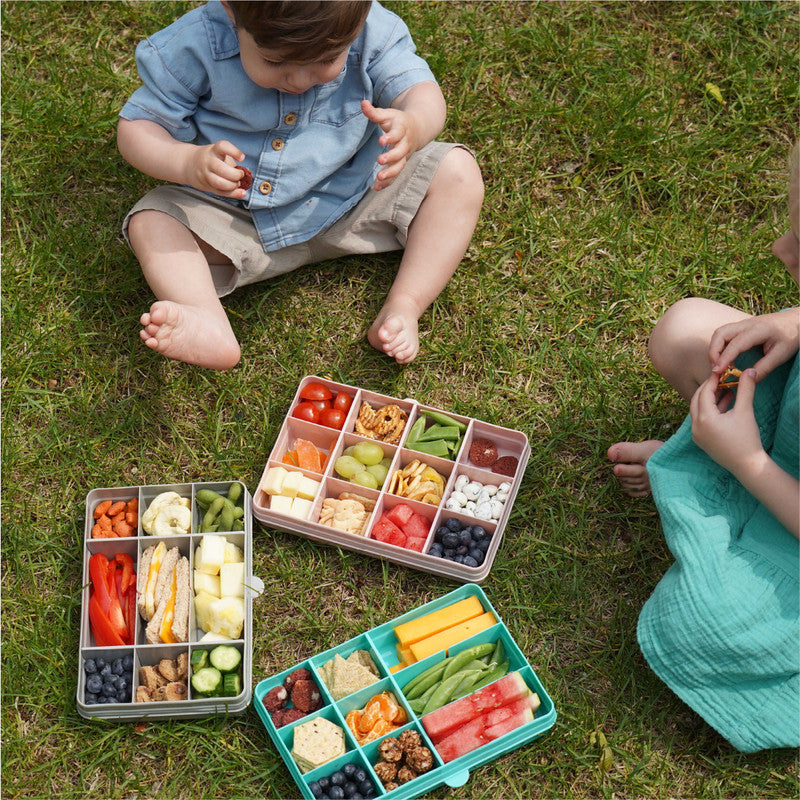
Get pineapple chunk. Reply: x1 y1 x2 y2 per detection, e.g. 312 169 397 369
198 534 226 575
223 541 244 564
220 561 245 598
206 596 245 639
194 590 218 632
194 570 221 598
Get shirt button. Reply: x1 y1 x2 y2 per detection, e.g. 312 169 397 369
284 112 297 125
272 138 284 151
259 181 272 195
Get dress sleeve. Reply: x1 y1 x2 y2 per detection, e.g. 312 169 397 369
118 38 205 142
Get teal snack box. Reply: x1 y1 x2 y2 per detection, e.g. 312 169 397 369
254 585 556 798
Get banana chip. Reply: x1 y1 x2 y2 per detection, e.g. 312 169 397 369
387 461 445 506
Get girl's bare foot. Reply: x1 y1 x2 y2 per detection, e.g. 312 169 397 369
139 300 241 370
607 440 664 497
368 306 420 365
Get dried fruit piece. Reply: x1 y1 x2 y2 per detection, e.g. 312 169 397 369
469 438 498 467
491 455 519 477
237 166 253 190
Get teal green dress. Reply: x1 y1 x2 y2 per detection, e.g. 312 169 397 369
638 353 799 752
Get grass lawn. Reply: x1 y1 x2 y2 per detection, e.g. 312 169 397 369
2 1 798 798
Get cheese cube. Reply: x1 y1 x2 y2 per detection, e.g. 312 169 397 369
290 497 313 519
220 561 245 598
296 476 320 501
260 466 287 496
193 570 221 598
281 470 303 498
198 534 226 576
270 494 293 515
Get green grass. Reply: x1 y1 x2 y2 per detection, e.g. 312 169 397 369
2 1 799 798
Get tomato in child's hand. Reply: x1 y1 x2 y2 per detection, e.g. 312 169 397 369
309 399 332 414
333 392 353 413
320 408 346 430
299 382 333 401
292 401 320 423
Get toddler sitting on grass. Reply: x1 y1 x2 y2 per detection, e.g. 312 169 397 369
118 1 483 369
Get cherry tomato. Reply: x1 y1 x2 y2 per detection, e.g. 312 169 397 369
299 382 333 401
333 391 353 413
310 399 332 414
319 407 346 430
292 401 320 423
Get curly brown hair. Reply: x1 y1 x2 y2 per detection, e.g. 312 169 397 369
226 1 371 62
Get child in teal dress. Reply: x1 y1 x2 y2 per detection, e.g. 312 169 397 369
608 145 799 752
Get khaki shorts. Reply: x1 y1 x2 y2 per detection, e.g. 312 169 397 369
123 140 462 297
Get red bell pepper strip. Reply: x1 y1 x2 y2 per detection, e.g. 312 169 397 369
88 594 126 647
115 553 134 596
88 553 128 642
126 577 137 643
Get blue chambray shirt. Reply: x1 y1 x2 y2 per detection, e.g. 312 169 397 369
119 1 437 252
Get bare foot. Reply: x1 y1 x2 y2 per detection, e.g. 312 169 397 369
368 307 420 365
607 440 664 497
139 300 241 370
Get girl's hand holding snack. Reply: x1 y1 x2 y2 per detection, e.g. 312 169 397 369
690 368 763 480
709 309 800 381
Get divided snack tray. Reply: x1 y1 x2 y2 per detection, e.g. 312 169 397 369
77 481 262 720
254 584 556 800
252 377 530 582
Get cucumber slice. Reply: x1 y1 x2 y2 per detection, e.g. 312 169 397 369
191 666 223 696
209 645 242 674
190 650 209 670
222 672 243 697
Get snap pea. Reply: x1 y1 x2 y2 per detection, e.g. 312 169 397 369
405 416 427 445
446 669 484 703
470 659 510 692
423 409 467 432
489 638 506 667
442 642 495 680
422 671 467 715
403 660 449 700
409 683 439 713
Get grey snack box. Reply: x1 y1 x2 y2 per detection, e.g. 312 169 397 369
77 481 263 721
252 377 530 582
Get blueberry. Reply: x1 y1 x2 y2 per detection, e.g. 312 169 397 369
84 658 97 674
470 525 487 539
111 658 124 675
353 769 367 784
330 771 345 786
328 787 344 800
458 529 472 545
343 781 357 797
445 518 462 532
456 545 468 556
342 763 357 778
351 794 364 800
435 526 448 542
122 654 134 671
463 556 479 568
469 547 484 562
94 657 106 671
100 663 112 678
86 675 103 694
102 682 117 697
84 692 98 704
118 677 129 693
308 781 321 798
428 543 443 558
358 779 373 795
317 777 330 792
442 531 459 549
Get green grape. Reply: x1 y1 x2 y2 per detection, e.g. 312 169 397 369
342 445 357 457
366 463 388 485
380 457 392 469
351 470 379 490
335 455 365 479
352 441 384 466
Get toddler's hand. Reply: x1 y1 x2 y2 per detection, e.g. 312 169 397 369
689 368 764 479
361 99 421 191
709 308 800 380
185 140 248 199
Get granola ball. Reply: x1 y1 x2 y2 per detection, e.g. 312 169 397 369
373 760 398 785
377 736 404 763
396 766 418 784
405 745 434 774
398 729 423 753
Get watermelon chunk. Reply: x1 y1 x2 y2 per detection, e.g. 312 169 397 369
406 536 427 552
422 671 530 743
402 512 431 540
371 517 406 547
386 503 414 527
434 699 536 763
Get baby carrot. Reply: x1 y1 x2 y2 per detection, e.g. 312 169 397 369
125 511 138 526
98 515 112 531
126 497 138 513
107 501 126 517
94 500 112 519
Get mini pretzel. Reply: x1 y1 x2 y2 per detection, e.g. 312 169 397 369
718 366 742 389
355 402 407 444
